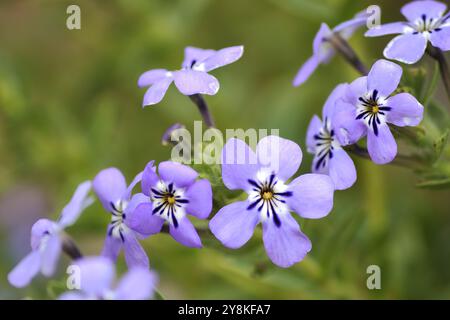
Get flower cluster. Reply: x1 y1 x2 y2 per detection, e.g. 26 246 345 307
366 0 450 64
8 0 448 300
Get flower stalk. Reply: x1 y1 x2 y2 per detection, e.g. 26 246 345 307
426 46 450 107
189 94 215 128
344 144 424 169
328 33 369 76
61 233 83 260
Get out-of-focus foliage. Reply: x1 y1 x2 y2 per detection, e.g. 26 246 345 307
0 0 449 299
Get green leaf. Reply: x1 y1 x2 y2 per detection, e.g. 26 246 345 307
432 129 449 162
46 279 68 299
154 288 166 300
417 177 450 189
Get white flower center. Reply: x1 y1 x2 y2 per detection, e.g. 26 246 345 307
151 180 188 227
109 199 129 241
313 118 341 171
247 169 292 226
407 13 449 39
356 90 390 136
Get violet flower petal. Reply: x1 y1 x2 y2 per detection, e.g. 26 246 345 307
58 180 93 228
8 250 41 288
59 292 86 300
429 26 450 51
127 203 164 236
328 149 357 190
384 33 428 64
401 0 447 22
365 22 407 37
386 93 424 127
221 138 260 191
292 55 320 87
101 231 123 263
123 231 150 269
182 47 216 69
115 268 157 300
169 216 202 248
256 135 303 182
141 160 158 196
173 70 219 96
367 59 402 98
124 193 149 216
367 124 397 164
287 173 334 219
142 77 173 106
200 45 244 72
345 76 368 106
122 171 143 201
306 115 322 153
209 201 259 249
333 101 367 145
158 161 198 188
313 23 333 59
322 83 348 121
31 218 56 250
93 167 127 212
40 234 62 277
334 11 370 38
138 69 169 88
184 179 213 219
76 256 115 296
262 213 312 268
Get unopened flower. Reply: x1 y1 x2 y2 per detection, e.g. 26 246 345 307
59 256 157 300
334 59 424 164
136 161 212 248
366 0 450 64
293 11 369 87
138 46 244 106
8 181 93 288
93 167 162 269
306 84 357 190
210 136 335 268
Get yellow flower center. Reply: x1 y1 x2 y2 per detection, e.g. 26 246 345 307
372 105 379 113
262 191 273 200
167 196 176 204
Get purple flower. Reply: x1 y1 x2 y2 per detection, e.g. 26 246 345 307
209 136 335 268
138 46 244 106
93 167 162 269
8 181 93 288
59 256 157 300
136 161 213 248
366 0 450 64
333 59 424 164
306 84 357 190
293 11 369 87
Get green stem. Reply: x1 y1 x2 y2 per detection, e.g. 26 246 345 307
344 144 424 169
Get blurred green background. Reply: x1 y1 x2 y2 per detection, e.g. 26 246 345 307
0 0 449 299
